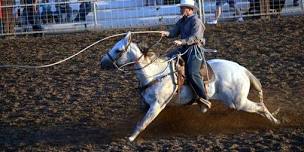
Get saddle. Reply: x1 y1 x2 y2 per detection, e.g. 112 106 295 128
176 58 215 95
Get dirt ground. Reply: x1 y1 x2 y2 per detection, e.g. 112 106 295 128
0 16 303 151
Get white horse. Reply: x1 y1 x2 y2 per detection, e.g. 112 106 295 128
100 32 279 142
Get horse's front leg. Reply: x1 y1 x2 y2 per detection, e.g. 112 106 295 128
139 97 149 112
129 102 164 142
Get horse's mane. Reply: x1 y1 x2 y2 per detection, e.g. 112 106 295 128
144 51 172 64
135 42 169 63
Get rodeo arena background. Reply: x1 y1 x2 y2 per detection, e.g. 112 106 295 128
0 0 304 151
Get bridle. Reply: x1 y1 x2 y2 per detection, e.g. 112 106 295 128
106 37 135 69
105 34 163 72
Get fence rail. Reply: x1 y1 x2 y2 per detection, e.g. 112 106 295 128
0 0 303 36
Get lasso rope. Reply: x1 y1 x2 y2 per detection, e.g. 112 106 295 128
0 31 163 69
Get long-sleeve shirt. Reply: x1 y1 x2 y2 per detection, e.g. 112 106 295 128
168 14 205 46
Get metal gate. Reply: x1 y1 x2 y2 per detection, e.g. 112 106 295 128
0 0 303 36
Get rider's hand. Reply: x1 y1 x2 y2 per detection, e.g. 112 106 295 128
174 40 183 46
161 31 169 37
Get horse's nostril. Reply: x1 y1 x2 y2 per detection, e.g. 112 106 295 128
100 56 105 67
100 62 104 68
100 60 104 68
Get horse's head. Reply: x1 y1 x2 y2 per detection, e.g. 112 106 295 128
100 32 135 69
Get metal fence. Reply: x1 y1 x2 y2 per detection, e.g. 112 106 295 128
0 0 303 36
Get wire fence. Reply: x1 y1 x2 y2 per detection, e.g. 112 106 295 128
0 0 303 36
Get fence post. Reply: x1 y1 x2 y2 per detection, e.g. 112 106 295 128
201 0 206 24
93 1 98 28
259 0 270 18
198 0 203 22
301 0 304 12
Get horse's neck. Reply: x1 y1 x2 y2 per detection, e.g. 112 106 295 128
130 44 172 86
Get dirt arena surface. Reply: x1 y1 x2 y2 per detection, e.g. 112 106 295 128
0 16 303 151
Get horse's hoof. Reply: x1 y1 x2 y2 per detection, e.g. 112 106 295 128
200 105 208 113
274 119 281 125
129 136 135 142
272 108 280 116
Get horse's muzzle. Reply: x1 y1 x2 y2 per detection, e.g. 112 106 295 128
100 55 115 70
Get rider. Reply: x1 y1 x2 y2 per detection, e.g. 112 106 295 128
161 0 211 110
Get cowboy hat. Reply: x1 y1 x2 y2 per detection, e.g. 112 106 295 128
179 0 198 11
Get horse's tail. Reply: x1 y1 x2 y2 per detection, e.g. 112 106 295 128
245 68 264 103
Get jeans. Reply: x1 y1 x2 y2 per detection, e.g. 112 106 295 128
41 5 53 23
146 0 164 6
74 2 91 22
167 45 208 99
0 21 3 34
23 7 43 31
56 4 72 22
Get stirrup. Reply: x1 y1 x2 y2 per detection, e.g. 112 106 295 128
199 98 211 109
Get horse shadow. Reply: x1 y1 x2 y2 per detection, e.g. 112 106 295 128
0 123 112 149
122 101 279 140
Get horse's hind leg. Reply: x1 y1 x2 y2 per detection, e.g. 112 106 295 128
238 98 280 124
258 101 280 124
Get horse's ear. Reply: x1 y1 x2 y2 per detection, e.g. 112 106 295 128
125 31 132 43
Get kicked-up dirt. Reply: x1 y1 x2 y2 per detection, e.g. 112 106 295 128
0 16 303 151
